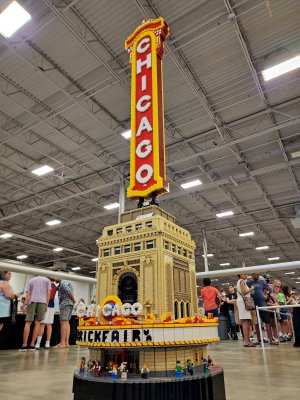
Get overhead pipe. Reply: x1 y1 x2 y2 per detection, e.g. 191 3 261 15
196 261 300 279
0 259 96 284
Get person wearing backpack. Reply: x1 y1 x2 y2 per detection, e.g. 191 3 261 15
35 278 57 349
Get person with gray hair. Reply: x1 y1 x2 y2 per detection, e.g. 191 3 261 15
0 271 18 332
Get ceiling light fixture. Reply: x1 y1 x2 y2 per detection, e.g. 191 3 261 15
256 246 269 250
202 254 213 257
17 255 27 259
104 203 119 210
216 210 234 218
32 165 54 176
89 270 97 274
0 233 13 239
71 267 81 271
295 282 300 284
220 263 230 266
239 232 254 237
285 272 295 275
0 1 31 38
91 258 98 262
262 55 300 81
53 247 63 252
181 179 202 189
46 219 61 226
268 257 280 261
121 130 131 139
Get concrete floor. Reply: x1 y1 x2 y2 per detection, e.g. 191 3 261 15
0 342 299 400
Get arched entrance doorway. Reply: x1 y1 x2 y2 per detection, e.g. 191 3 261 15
118 272 138 304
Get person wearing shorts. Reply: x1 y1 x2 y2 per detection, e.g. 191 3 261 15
19 276 51 351
35 279 57 349
56 279 76 348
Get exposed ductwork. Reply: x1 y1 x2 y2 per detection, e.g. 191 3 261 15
196 261 300 279
0 259 97 284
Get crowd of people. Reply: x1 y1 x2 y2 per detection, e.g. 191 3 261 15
200 274 299 348
0 270 77 350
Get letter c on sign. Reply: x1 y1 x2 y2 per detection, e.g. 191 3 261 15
136 95 151 112
136 164 153 184
137 37 150 54
136 140 152 159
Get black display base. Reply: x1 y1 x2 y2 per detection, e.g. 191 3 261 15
73 366 226 400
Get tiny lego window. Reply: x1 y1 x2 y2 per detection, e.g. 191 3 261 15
126 226 132 232
114 246 121 255
124 244 131 253
107 230 113 236
177 247 181 255
135 223 142 230
171 244 175 252
103 249 110 257
145 221 153 228
134 242 141 251
116 227 122 234
146 240 155 249
164 241 169 250
183 249 187 257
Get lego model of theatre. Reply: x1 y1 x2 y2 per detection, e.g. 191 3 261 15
76 206 219 376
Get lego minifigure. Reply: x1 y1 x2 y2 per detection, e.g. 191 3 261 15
203 358 210 372
79 357 86 373
175 360 183 378
141 363 150 379
187 359 194 375
208 355 213 369
118 362 128 380
110 364 118 380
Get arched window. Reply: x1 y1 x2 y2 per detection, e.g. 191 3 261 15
180 301 185 318
186 302 190 317
174 301 178 320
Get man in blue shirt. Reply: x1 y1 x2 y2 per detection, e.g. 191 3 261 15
247 273 278 345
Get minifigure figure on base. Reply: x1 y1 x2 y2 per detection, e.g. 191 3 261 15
187 359 194 376
141 363 150 379
118 362 128 381
79 357 86 374
109 364 118 380
203 358 210 373
208 355 214 369
175 360 183 378
94 361 102 377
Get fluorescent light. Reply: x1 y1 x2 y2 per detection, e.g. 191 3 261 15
0 233 13 239
32 165 54 176
239 232 254 237
17 255 27 259
104 202 119 210
262 55 300 81
220 263 230 266
291 150 300 159
296 282 300 284
268 257 280 261
0 1 31 38
211 279 218 282
196 285 200 288
71 267 81 271
91 258 98 262
202 253 213 257
46 219 61 226
121 130 131 139
53 247 63 252
89 270 97 274
216 210 234 218
285 272 295 275
181 179 202 189
256 246 269 250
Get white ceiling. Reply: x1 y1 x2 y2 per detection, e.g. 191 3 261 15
0 0 300 287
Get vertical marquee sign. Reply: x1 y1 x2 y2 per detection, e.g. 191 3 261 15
125 18 169 199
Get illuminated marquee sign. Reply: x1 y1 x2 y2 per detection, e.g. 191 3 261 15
125 17 169 199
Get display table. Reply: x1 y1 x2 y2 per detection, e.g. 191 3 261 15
0 314 78 350
73 366 226 400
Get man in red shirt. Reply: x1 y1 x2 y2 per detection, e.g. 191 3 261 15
200 278 220 317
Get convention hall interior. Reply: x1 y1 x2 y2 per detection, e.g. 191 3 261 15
0 1 300 400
